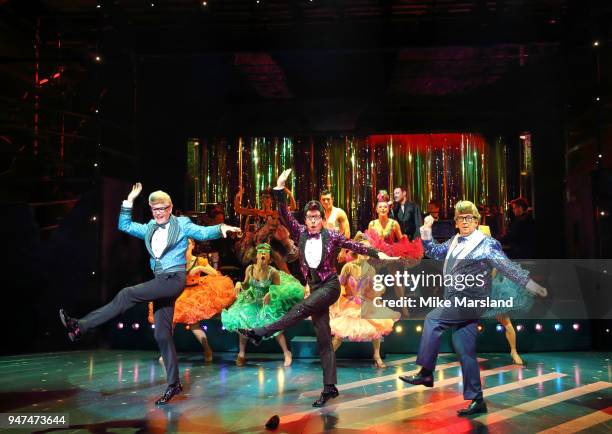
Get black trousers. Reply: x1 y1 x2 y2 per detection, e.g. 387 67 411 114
79 271 186 386
256 274 340 385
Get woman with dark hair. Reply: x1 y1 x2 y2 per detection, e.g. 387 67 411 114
233 186 299 272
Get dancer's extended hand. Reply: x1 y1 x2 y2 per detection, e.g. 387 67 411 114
126 182 142 204
378 252 400 260
263 293 271 305
276 168 292 189
422 215 434 230
220 223 242 238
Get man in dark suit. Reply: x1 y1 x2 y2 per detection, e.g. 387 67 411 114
391 186 422 240
239 169 398 407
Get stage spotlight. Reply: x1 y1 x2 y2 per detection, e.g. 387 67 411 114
535 323 543 332
221 326 226 331
395 325 403 333
185 325 190 330
117 322 124 329
598 154 603 158
202 325 208 331
554 323 562 332
91 271 96 275
151 324 155 329
572 323 580 331
96 4 101 8
496 324 504 333
596 97 601 102
94 163 98 167
606 329 610 333
477 324 484 332
202 1 207 5
415 325 422 333
593 41 600 47
132 323 140 330
91 216 97 221
94 55 101 62
516 324 524 332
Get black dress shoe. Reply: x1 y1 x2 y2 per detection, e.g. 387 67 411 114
237 328 263 346
155 383 183 405
398 373 434 387
312 386 339 407
264 415 280 430
59 309 81 342
457 399 488 416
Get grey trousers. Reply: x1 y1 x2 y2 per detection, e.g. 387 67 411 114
256 274 340 385
79 271 186 385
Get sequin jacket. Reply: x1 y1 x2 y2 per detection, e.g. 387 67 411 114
273 189 379 282
422 229 530 300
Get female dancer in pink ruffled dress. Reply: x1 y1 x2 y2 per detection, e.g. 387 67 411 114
365 191 424 317
330 234 400 368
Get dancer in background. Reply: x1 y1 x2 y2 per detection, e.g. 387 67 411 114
330 233 401 368
478 226 544 365
148 238 235 364
320 189 350 237
222 243 304 367
239 169 399 407
366 191 424 317
391 186 422 241
320 189 351 262
234 186 298 272
59 183 241 404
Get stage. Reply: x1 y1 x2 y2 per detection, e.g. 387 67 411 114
2 350 610 433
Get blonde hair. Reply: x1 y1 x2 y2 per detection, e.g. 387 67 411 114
454 200 480 220
148 190 172 206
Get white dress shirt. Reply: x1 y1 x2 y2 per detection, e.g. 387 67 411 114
304 236 323 268
122 200 168 258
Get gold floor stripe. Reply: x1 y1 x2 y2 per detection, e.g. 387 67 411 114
536 406 612 434
425 381 612 434
351 371 565 429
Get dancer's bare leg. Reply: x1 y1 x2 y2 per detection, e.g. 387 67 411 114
275 333 292 367
190 324 213 362
236 334 248 366
497 314 523 365
372 338 386 368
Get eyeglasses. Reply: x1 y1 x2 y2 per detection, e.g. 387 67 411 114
151 205 171 214
305 215 322 222
455 215 476 223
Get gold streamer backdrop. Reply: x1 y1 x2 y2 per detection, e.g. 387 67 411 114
189 134 498 234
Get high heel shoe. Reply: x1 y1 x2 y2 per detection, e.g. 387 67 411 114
283 351 292 367
374 357 387 369
510 350 524 365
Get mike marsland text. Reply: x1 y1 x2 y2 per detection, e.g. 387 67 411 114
372 296 515 309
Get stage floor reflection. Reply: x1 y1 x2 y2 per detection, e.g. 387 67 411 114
0 351 610 433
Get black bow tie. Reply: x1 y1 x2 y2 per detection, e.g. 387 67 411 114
156 222 168 229
307 232 321 240
458 236 468 243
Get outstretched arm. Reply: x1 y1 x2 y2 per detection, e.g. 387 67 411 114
337 209 351 238
285 187 298 212
183 219 241 241
272 169 304 242
487 239 547 297
118 182 148 239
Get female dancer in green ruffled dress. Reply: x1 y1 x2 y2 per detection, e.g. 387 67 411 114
222 243 304 367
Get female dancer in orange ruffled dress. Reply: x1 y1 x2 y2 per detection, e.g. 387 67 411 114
148 238 235 363
365 191 424 317
330 233 401 368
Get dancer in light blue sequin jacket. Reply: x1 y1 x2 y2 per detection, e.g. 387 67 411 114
399 200 547 417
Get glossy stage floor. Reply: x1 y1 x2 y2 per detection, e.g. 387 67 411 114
1 351 610 433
